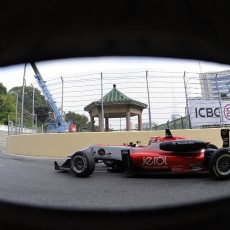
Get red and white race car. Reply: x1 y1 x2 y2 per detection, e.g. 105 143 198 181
54 129 230 180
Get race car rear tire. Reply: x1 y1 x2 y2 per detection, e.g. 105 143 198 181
209 148 230 180
70 152 95 177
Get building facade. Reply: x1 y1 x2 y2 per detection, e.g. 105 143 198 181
199 70 230 99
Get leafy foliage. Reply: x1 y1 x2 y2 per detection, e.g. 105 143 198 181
1 83 91 131
35 107 50 123
0 82 7 95
9 86 50 113
0 94 15 124
65 111 89 130
6 86 51 127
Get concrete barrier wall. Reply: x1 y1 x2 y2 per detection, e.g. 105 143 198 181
0 131 7 148
6 128 224 158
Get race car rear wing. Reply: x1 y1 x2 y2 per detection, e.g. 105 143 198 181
221 129 230 147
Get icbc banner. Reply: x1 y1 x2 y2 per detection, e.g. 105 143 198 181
188 99 230 128
224 104 230 120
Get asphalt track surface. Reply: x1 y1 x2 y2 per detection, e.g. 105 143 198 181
1 147 230 211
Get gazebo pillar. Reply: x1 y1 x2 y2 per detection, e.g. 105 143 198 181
90 115 94 132
138 113 142 131
126 109 131 131
105 117 109 131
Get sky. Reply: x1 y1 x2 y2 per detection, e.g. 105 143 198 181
1 56 230 130
1 56 230 92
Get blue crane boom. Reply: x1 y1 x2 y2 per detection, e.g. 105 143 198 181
30 62 68 133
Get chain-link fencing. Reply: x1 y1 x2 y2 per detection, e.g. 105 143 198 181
11 69 230 134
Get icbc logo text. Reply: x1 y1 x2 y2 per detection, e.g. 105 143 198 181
195 107 220 118
224 104 230 120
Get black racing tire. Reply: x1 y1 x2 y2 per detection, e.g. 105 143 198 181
70 151 95 177
103 160 117 167
209 148 230 180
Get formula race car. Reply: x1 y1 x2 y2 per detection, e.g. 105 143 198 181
54 129 230 180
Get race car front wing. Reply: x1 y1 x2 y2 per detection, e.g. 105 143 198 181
54 159 71 171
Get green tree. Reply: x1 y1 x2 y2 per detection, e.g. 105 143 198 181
0 82 15 124
65 112 89 130
8 86 51 128
0 82 7 95
9 86 50 112
0 94 15 124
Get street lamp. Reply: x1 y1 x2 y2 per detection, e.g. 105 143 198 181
61 77 64 133
215 74 224 127
146 70 152 130
31 84 35 132
183 73 200 129
21 63 27 134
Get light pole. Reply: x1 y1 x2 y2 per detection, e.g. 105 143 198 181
31 84 35 132
100 72 104 132
146 70 152 130
183 73 200 129
183 73 195 129
21 63 27 134
33 113 37 132
61 77 64 132
215 74 224 127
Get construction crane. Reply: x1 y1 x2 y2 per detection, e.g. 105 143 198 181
30 62 72 133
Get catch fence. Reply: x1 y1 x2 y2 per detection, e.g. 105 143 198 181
12 69 230 133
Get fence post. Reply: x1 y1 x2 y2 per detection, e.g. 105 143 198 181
31 84 35 132
61 76 65 132
215 73 224 127
100 72 104 132
183 71 191 129
181 116 184 129
21 63 27 134
146 70 152 130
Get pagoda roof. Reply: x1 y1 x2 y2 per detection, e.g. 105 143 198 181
84 84 147 111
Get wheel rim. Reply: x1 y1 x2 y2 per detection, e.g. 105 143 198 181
216 154 230 176
72 155 87 173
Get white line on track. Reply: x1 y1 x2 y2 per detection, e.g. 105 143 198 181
3 152 66 160
2 152 108 172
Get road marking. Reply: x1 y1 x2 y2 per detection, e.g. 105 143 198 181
3 152 66 160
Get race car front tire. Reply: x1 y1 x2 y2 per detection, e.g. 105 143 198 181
209 148 230 180
70 151 95 177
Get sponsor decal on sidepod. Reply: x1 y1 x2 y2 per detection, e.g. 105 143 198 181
142 156 168 168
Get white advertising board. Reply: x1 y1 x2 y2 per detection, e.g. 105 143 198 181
188 99 230 128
